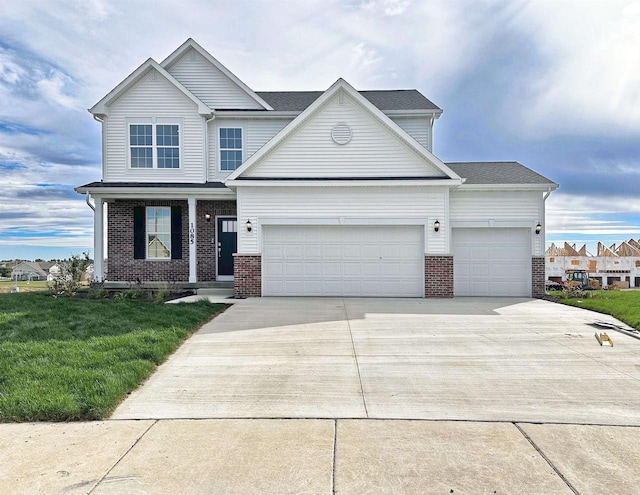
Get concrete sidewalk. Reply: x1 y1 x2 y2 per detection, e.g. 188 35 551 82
3 418 640 494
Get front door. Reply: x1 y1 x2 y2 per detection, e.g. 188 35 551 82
217 217 237 280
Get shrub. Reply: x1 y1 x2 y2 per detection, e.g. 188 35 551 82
47 253 92 297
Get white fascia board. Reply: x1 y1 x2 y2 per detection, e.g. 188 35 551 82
225 78 461 182
89 58 212 116
225 178 462 188
383 109 443 117
456 183 559 192
75 186 236 199
161 38 274 111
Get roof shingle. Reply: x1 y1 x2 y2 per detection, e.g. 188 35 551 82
446 162 557 186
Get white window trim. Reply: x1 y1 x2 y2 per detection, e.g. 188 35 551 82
127 121 182 170
218 125 244 172
146 206 172 260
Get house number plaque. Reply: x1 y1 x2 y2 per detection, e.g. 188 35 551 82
189 222 195 245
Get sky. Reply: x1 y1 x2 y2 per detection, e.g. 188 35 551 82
1 0 639 260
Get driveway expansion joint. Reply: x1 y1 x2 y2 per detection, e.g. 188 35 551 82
514 422 580 495
342 298 369 418
87 420 158 494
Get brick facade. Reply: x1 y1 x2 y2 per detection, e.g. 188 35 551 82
424 255 454 298
107 199 236 283
196 200 236 282
531 256 545 298
233 254 261 298
107 199 189 282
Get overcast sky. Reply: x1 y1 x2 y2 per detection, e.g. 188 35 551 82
1 0 639 260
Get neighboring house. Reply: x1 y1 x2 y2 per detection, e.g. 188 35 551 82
11 261 48 281
76 39 558 298
546 240 640 288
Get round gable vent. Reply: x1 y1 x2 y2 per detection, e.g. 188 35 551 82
331 123 352 145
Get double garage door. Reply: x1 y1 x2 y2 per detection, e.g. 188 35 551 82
452 228 531 297
263 225 424 297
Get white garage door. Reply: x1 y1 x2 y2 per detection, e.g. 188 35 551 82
452 228 531 297
263 225 424 297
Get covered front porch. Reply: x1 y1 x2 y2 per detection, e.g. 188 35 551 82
75 182 237 286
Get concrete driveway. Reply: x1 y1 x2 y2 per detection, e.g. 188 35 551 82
112 297 640 425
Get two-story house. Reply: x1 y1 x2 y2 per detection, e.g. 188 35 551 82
76 39 557 298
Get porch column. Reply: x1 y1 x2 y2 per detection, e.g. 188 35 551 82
188 197 197 283
93 197 104 282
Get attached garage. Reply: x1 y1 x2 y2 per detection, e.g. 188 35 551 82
262 225 424 297
452 228 531 296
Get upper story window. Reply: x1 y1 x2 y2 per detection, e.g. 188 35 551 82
219 127 242 171
129 124 180 169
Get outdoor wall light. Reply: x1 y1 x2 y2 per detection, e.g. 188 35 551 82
246 219 253 232
204 213 211 222
535 223 542 234
434 219 440 232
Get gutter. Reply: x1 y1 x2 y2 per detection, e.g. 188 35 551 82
85 192 95 211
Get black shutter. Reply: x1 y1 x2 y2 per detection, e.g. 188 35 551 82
133 206 145 259
171 206 182 259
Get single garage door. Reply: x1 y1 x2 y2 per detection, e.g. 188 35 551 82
452 228 531 297
263 225 424 297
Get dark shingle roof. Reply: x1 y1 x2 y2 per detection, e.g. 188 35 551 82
255 90 440 112
76 181 227 189
446 162 557 186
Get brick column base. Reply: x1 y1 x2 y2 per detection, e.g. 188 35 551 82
532 256 545 298
425 255 454 298
234 254 261 298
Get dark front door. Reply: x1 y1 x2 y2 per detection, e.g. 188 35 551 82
217 217 237 277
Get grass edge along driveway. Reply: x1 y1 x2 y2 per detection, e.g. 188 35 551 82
0 292 225 422
553 290 640 331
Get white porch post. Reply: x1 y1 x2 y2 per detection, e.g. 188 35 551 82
188 197 197 283
93 197 104 282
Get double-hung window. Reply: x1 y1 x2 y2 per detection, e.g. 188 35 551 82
129 124 180 169
146 207 171 259
219 127 242 171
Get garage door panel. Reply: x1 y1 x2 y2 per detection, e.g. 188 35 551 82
263 225 423 297
453 228 531 297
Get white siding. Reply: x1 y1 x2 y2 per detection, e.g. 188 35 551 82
237 185 447 254
245 91 446 178
390 116 431 150
208 118 291 180
166 47 263 110
104 70 204 182
450 190 544 255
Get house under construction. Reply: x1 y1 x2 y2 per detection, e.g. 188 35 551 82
546 239 640 288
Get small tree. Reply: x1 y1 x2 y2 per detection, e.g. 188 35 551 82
47 252 92 297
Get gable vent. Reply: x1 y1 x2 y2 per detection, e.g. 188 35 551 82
331 123 352 145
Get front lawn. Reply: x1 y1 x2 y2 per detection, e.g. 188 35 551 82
554 290 640 331
0 280 49 293
0 292 225 422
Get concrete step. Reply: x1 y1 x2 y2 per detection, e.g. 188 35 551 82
197 288 234 296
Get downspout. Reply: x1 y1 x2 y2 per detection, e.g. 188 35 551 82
203 113 216 182
85 192 95 211
92 114 106 180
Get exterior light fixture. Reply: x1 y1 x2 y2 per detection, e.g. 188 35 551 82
434 219 440 232
204 213 211 222
246 219 253 232
535 223 542 235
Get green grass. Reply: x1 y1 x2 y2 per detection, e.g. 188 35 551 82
554 290 640 331
0 280 48 293
0 292 225 422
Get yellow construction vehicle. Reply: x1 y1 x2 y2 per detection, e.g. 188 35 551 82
564 270 601 290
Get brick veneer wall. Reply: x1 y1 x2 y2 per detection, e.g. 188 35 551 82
196 200 236 282
234 255 261 297
107 199 189 283
425 255 454 298
532 256 545 298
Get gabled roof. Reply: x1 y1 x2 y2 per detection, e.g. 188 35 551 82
89 58 211 116
446 162 558 188
226 78 461 183
12 261 47 277
161 39 273 110
255 90 441 112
